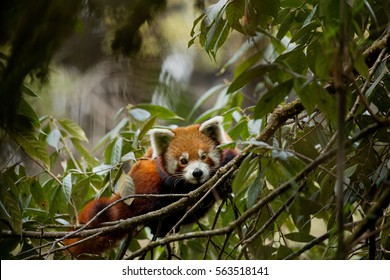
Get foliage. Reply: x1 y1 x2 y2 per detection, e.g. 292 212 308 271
0 0 390 260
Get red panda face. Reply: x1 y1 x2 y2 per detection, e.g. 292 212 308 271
163 134 222 184
150 116 229 185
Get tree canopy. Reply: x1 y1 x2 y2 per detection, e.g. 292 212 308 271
0 0 389 260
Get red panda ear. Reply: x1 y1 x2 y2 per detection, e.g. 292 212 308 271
149 128 175 158
199 116 228 144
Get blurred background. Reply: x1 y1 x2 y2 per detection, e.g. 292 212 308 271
28 0 243 146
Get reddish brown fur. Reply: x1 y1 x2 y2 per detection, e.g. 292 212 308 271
63 195 129 256
165 124 216 158
64 160 163 257
64 120 237 258
162 125 219 173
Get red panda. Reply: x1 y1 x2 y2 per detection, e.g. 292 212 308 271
64 116 237 257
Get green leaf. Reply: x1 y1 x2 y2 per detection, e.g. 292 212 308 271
0 176 22 234
30 179 48 210
292 136 320 160
371 85 390 114
17 98 40 128
121 151 136 162
263 157 292 187
276 47 308 76
92 164 114 176
226 0 245 33
254 79 293 118
232 154 258 195
276 11 295 39
138 115 157 141
228 64 278 94
205 17 230 60
241 139 272 149
285 232 317 243
246 172 264 208
62 173 72 203
353 48 370 79
48 185 66 219
366 63 387 98
129 108 151 122
297 81 337 127
295 196 323 216
72 177 90 210
190 13 206 38
307 40 334 79
290 21 320 43
12 131 50 167
72 140 99 167
47 128 61 151
22 85 39 97
188 84 227 120
115 173 135 206
227 117 249 140
133 104 183 120
110 137 123 165
272 149 293 161
199 0 231 59
58 118 88 142
93 118 128 152
233 49 264 78
253 0 280 18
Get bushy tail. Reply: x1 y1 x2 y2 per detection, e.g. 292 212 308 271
63 195 130 257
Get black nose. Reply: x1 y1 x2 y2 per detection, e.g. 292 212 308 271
192 168 203 178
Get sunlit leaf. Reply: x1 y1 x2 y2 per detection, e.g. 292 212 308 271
138 116 157 141
115 173 135 206
129 108 151 122
121 151 136 162
110 137 123 165
58 118 88 142
134 104 183 120
62 173 72 203
92 164 114 176
47 128 61 151
22 85 39 97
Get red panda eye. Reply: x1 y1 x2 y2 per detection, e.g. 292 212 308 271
180 158 188 165
201 154 207 160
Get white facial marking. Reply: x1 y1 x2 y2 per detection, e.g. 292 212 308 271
165 157 178 174
208 149 221 166
183 161 210 184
